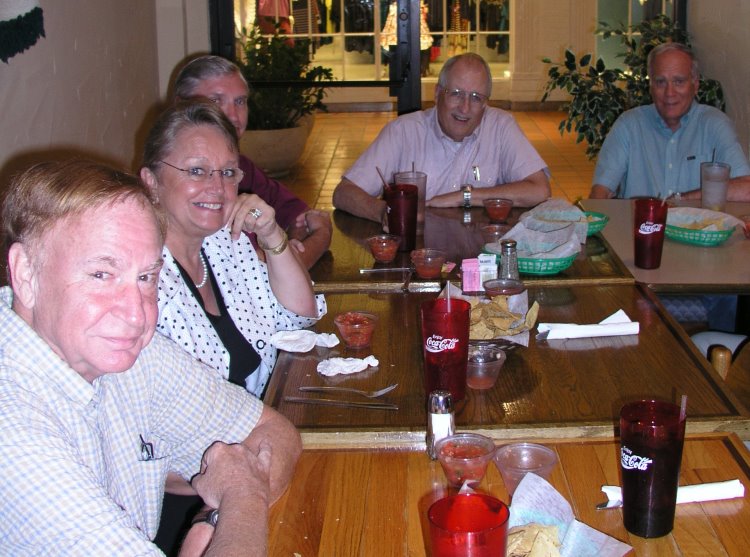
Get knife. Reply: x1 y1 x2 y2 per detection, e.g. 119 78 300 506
283 396 399 411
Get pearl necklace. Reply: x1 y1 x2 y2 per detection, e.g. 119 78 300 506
195 251 209 289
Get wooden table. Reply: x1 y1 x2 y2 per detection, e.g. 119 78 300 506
582 199 750 293
263 285 749 447
309 207 633 292
268 432 750 556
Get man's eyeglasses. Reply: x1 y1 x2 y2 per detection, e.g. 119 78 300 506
442 88 488 107
159 160 245 185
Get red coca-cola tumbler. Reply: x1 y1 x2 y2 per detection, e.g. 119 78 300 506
633 198 668 269
421 297 470 402
620 400 686 538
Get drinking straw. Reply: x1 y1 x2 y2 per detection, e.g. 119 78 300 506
376 167 389 189
679 394 688 421
446 280 452 311
412 161 415 172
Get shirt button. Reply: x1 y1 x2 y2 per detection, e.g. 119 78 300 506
668 164 673 169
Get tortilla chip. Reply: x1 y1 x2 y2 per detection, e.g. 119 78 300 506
507 524 561 557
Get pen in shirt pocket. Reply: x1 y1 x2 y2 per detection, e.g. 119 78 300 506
687 155 696 161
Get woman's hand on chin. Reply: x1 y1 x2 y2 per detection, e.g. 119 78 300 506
228 193 278 241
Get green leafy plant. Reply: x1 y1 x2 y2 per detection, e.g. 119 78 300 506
542 15 725 159
237 26 334 130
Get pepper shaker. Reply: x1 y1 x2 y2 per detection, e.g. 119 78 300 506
499 239 520 281
426 390 455 459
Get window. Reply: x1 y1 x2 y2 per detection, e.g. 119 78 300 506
234 0 510 83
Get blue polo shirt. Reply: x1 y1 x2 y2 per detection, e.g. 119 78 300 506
593 102 750 198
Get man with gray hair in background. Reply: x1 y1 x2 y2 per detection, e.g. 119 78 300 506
174 55 332 269
590 42 750 200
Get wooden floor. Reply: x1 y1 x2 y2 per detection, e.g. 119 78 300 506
281 110 596 210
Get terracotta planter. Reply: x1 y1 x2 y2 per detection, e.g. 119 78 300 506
239 115 314 178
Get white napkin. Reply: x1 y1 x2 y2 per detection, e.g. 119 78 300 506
317 356 379 377
602 479 745 504
270 330 339 352
538 309 639 340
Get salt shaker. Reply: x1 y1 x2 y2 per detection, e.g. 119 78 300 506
499 239 520 281
426 390 455 459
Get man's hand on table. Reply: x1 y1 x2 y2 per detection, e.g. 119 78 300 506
288 209 333 268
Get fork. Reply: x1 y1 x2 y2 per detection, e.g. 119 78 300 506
298 383 398 399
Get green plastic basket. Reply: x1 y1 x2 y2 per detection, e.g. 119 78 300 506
665 224 735 247
517 253 577 275
584 211 610 236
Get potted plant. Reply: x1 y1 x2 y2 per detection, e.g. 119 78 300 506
541 15 725 159
236 26 333 176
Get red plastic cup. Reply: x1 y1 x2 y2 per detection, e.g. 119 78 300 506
393 170 426 225
421 298 470 402
384 184 418 251
633 198 668 269
620 399 686 538
428 493 510 557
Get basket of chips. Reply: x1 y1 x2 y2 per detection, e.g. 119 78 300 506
665 207 740 247
469 296 539 342
584 211 609 236
518 253 576 275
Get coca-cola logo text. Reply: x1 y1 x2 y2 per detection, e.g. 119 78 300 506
621 445 653 471
425 335 459 353
638 222 663 235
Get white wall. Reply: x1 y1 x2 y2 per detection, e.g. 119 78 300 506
0 0 161 187
688 0 750 157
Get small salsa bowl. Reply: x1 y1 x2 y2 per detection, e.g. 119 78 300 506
435 433 497 488
467 345 507 390
483 198 513 223
365 234 401 263
480 224 510 244
410 248 447 279
334 311 379 349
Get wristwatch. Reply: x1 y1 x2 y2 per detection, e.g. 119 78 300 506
192 508 219 528
461 185 473 208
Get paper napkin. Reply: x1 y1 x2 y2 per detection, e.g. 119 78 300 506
601 479 745 505
537 309 639 340
270 330 339 353
317 356 379 377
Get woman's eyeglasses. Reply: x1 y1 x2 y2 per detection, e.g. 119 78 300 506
159 160 245 185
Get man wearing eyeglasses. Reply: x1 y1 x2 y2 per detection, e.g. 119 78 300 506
590 43 750 200
332 53 551 223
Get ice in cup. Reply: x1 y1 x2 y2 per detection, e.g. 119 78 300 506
428 493 510 557
421 297 470 402
493 442 558 496
384 184 418 251
620 399 686 538
633 198 668 269
365 234 400 263
334 311 378 349
393 171 426 225
435 433 497 488
410 248 446 279
701 161 730 212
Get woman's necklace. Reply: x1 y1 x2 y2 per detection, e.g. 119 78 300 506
195 251 209 289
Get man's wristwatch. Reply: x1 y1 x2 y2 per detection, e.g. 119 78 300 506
192 508 219 528
461 185 473 208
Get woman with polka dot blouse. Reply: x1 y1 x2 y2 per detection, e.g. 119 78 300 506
141 101 326 397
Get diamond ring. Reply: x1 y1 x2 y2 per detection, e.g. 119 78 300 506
249 208 263 219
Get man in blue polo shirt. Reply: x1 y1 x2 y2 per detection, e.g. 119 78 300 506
590 42 750 200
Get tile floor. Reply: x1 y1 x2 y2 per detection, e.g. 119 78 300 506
279 110 596 209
